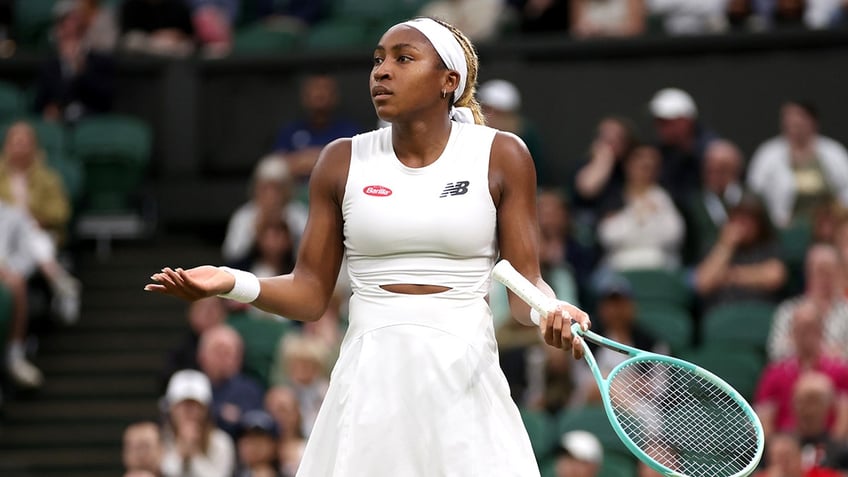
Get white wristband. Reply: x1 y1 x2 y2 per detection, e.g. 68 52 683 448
217 267 261 303
530 308 541 326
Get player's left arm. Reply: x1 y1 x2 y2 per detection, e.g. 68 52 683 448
489 131 590 354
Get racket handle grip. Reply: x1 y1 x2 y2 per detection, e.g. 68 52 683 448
492 260 558 325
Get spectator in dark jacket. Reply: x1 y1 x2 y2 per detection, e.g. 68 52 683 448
198 324 266 439
34 2 114 124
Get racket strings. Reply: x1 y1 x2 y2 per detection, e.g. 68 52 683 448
608 359 759 477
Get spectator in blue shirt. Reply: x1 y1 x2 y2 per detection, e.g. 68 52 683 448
272 73 362 198
197 324 266 440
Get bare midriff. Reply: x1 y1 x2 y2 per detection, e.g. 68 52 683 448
380 284 452 295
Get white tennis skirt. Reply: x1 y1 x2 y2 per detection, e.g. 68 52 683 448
295 287 540 477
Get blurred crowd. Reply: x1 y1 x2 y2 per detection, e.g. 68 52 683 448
0 0 847 61
487 80 848 476
0 1 847 477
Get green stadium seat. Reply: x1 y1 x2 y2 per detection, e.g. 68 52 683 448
233 24 300 56
636 302 694 353
331 0 426 23
0 81 24 123
558 404 628 456
303 19 375 51
70 114 152 212
29 118 66 159
13 0 56 52
701 301 776 353
620 268 692 310
309 0 429 52
226 311 293 387
779 219 812 296
678 345 764 402
49 154 85 205
25 119 85 202
520 407 557 463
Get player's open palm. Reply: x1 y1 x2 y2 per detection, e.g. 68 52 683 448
145 265 235 301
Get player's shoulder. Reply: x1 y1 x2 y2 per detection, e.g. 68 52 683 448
312 138 353 186
486 129 536 194
323 136 353 151
491 130 530 154
490 129 533 171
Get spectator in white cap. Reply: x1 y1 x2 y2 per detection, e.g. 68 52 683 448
478 78 551 185
222 154 308 264
160 369 235 477
555 430 603 477
649 87 718 204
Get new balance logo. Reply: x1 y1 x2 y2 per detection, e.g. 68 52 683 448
439 181 470 198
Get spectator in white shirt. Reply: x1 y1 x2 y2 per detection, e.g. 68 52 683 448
597 145 685 271
747 101 848 229
222 155 308 264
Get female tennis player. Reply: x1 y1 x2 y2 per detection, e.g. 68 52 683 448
146 17 590 476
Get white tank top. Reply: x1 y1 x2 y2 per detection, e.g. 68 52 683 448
343 122 499 298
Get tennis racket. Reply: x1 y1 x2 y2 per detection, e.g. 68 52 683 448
492 260 764 477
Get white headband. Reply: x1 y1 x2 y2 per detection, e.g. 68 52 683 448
401 18 474 124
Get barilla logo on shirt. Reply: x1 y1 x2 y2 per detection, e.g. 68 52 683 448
363 185 392 197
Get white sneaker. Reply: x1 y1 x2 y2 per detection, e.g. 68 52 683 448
8 357 44 389
51 274 82 325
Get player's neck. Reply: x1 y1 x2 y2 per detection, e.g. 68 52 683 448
391 116 453 168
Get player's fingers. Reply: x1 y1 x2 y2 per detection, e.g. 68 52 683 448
154 270 179 288
575 310 591 332
146 279 194 301
550 311 563 348
572 335 584 360
176 268 196 287
564 303 590 331
561 306 576 351
170 268 206 299
164 267 187 287
165 271 191 296
559 308 574 350
177 268 213 300
542 312 554 344
172 269 199 299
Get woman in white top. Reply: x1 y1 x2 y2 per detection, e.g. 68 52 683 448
146 16 590 477
571 0 646 38
222 155 308 264
747 100 848 229
597 144 685 271
160 370 235 477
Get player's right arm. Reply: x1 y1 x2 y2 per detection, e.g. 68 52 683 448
146 139 350 322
